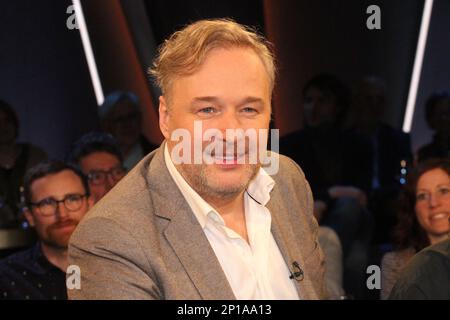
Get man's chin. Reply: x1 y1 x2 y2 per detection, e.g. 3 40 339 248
43 238 70 250
204 167 258 195
45 228 77 249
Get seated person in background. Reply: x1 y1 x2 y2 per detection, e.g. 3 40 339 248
66 132 126 204
347 76 413 244
280 74 373 299
389 237 450 300
318 226 345 299
417 91 450 163
99 91 158 171
381 158 450 299
0 160 93 299
0 100 47 228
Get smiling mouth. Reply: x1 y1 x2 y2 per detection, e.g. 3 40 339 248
213 153 246 164
430 213 449 221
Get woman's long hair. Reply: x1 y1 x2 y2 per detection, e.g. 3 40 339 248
393 158 450 252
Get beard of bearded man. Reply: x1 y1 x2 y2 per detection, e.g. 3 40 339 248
42 219 79 249
177 161 260 202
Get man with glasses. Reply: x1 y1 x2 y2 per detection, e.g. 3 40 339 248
0 160 93 299
67 132 126 203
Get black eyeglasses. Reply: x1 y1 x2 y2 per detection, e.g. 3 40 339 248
87 166 126 186
29 194 88 217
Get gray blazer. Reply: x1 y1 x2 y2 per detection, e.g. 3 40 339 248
68 144 326 299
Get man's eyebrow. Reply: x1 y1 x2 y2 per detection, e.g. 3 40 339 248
191 96 220 104
190 96 265 105
239 97 265 105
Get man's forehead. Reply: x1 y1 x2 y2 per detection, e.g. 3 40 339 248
169 48 269 90
31 170 84 198
80 152 120 170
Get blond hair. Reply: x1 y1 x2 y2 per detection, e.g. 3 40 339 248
149 19 276 96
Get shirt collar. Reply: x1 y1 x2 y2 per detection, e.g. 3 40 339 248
164 143 275 229
31 242 63 275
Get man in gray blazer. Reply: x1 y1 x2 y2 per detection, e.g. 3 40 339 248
68 19 326 300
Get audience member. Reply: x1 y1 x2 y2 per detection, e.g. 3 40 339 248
389 237 449 300
99 91 158 171
381 158 450 299
66 132 126 204
347 76 413 244
0 160 93 299
417 91 450 162
280 74 373 299
0 100 47 228
318 226 345 299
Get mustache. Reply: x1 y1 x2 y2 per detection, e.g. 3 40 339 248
204 138 253 156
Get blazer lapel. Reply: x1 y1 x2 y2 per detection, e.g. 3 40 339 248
163 209 236 300
147 144 235 300
267 189 319 300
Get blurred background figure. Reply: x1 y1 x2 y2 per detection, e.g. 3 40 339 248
318 226 345 299
66 132 126 204
99 92 158 171
0 160 93 299
388 237 450 300
280 74 373 299
417 91 450 163
381 158 450 299
347 76 413 245
0 100 47 228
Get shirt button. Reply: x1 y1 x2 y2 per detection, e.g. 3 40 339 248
37 283 42 288
25 295 30 300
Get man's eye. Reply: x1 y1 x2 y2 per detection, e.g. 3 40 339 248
66 194 81 202
439 188 450 195
241 107 257 114
198 107 216 114
89 172 103 181
39 198 55 207
112 167 126 176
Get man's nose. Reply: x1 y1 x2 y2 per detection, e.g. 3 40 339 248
55 202 69 219
219 109 241 132
105 172 117 190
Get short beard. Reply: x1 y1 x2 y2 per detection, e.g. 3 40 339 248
42 220 78 250
178 163 260 204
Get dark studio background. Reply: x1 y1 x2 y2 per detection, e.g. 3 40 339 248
0 0 449 302
0 0 449 158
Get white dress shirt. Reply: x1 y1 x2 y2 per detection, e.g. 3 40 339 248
164 144 299 299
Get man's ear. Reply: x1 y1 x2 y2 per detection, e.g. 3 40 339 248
24 208 35 228
159 96 171 140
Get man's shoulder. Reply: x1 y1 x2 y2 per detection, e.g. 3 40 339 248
72 150 163 239
0 245 37 276
269 152 311 195
271 152 307 180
